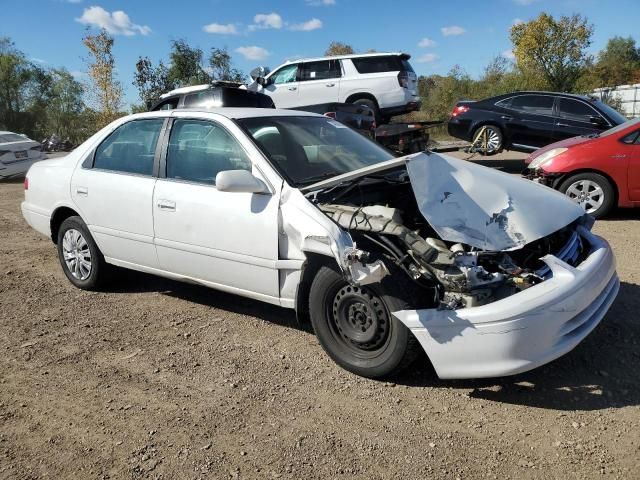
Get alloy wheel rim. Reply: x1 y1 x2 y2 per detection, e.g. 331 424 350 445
483 127 501 152
565 180 605 214
62 229 92 280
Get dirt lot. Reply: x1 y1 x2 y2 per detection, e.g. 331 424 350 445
1 173 640 479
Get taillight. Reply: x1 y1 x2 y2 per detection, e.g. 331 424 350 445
397 71 409 88
451 105 470 117
24 177 29 190
324 112 337 119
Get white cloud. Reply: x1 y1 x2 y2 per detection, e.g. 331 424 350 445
512 18 525 26
70 70 86 79
418 37 436 48
289 18 322 31
235 46 270 60
305 0 335 5
76 6 151 36
441 25 466 36
502 49 516 59
416 53 439 63
30 57 47 64
249 13 283 30
202 23 238 34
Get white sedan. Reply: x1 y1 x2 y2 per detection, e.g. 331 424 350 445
21 109 619 379
0 131 46 179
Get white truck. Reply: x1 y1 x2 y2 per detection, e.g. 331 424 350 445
247 52 421 124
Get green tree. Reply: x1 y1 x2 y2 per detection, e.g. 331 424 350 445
593 36 640 87
510 13 593 92
324 41 355 56
82 28 124 128
208 47 245 83
167 39 209 87
133 56 173 107
46 69 85 143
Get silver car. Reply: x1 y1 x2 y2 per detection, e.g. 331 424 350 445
0 131 46 180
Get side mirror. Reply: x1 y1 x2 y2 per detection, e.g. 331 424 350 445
250 66 271 81
215 170 270 194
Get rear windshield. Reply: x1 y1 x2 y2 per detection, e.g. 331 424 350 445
0 133 28 143
351 55 413 74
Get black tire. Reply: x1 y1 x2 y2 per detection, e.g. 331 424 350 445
351 98 382 125
558 172 615 219
56 216 109 290
472 124 503 156
309 265 420 378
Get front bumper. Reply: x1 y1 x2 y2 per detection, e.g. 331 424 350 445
393 227 618 379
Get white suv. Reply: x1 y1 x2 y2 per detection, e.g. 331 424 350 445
249 52 420 123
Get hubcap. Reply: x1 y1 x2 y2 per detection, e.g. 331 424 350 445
565 180 604 214
331 285 390 352
62 229 92 280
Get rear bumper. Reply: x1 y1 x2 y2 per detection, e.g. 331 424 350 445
21 202 51 238
393 227 618 379
447 119 472 141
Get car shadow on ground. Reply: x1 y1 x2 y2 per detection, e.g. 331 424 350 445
392 280 640 411
106 269 639 411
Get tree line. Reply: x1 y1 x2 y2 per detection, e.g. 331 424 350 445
1 13 638 144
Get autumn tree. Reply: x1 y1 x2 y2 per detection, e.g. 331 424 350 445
82 29 123 128
325 41 355 56
510 13 593 92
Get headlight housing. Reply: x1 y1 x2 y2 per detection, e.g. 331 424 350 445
528 147 567 170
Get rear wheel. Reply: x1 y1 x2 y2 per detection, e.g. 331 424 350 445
57 216 109 290
559 172 615 219
471 124 502 155
351 98 382 125
309 265 419 378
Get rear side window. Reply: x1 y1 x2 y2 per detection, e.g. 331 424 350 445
558 98 597 122
300 60 341 81
351 56 406 74
0 133 27 143
184 90 220 108
220 88 274 108
93 119 164 175
166 119 251 185
153 98 179 111
510 95 554 115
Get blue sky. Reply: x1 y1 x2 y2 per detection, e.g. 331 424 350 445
3 0 639 106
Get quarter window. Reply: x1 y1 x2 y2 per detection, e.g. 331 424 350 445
270 64 298 84
558 98 599 123
510 95 554 115
621 130 640 144
300 60 341 81
93 119 164 175
351 56 407 74
166 119 252 185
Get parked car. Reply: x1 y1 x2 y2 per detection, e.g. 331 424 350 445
149 82 276 111
524 117 640 218
22 109 618 380
247 52 420 124
0 131 46 180
448 91 627 154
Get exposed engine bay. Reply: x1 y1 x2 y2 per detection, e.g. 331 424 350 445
309 168 585 310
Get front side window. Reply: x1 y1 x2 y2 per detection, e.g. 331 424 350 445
270 64 298 84
238 116 395 187
558 98 598 123
93 119 164 175
166 119 251 185
300 60 341 81
510 95 554 115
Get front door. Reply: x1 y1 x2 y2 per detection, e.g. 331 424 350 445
263 63 300 108
553 97 610 142
297 59 341 106
71 118 165 268
152 118 281 300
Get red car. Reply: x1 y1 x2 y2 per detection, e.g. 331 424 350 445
525 118 640 218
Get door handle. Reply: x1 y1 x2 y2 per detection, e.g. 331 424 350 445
157 199 176 211
326 83 336 87
500 115 512 120
76 186 88 196
288 86 297 91
555 122 569 127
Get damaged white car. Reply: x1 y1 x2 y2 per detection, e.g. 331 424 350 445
21 109 619 379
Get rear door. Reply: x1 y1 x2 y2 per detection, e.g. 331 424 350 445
263 63 300 108
504 94 556 149
553 97 610 142
297 59 341 106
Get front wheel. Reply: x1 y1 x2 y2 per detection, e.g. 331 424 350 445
309 265 419 378
558 173 615 219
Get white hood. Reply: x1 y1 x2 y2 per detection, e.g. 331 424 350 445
405 152 585 251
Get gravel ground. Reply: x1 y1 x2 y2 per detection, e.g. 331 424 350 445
1 177 639 479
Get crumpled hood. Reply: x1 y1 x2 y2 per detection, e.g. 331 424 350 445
406 152 585 251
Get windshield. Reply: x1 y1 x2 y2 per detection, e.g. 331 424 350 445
237 116 394 186
599 117 640 137
593 100 628 125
